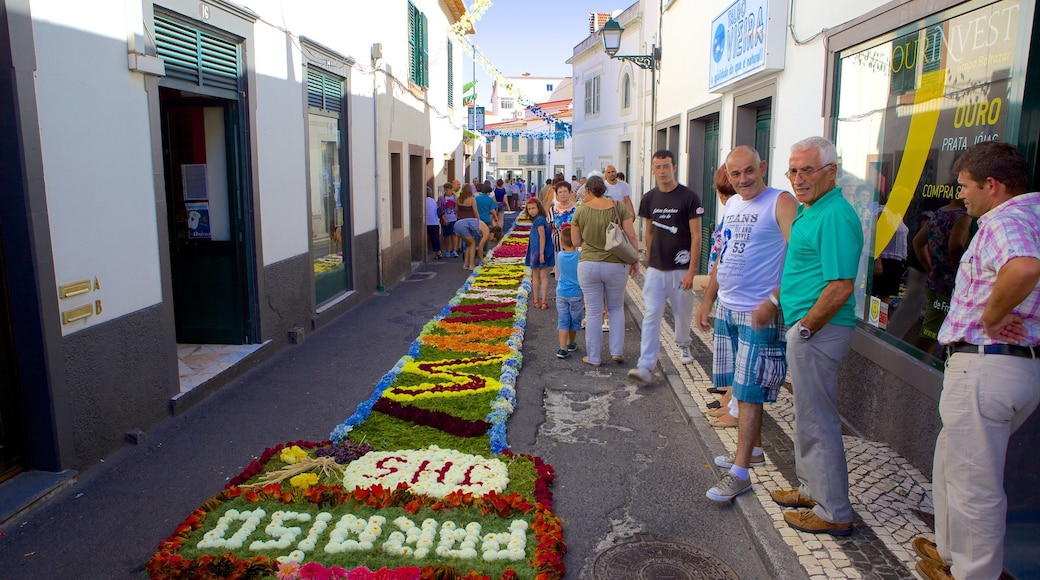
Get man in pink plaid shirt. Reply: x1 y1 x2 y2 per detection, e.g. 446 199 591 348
913 141 1040 580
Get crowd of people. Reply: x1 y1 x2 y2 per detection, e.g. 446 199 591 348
425 178 505 269
512 137 1038 580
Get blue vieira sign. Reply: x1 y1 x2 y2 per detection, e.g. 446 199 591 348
708 0 787 91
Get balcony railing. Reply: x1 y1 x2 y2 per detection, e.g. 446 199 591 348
519 154 546 165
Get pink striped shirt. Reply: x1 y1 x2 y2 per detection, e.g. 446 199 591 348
938 191 1040 346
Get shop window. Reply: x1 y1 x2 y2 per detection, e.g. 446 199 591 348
833 0 1021 362
306 66 350 304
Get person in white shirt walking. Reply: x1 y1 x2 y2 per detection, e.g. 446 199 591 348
628 150 704 384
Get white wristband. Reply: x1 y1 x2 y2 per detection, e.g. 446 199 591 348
768 294 779 307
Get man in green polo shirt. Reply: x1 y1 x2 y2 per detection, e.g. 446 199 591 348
770 136 863 536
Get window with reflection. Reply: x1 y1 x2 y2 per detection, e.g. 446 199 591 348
833 0 1022 363
307 68 349 305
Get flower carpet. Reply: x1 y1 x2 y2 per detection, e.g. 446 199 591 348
147 222 565 580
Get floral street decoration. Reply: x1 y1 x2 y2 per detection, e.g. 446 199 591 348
148 225 564 579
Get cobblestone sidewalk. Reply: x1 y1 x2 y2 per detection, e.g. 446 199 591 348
624 274 933 580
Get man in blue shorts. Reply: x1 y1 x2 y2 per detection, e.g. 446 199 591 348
696 146 797 501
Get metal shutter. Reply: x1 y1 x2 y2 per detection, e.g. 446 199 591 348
307 69 343 114
155 14 240 97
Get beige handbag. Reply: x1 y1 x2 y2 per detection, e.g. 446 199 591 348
604 202 639 264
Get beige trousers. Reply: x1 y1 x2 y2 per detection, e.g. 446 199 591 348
934 352 1040 579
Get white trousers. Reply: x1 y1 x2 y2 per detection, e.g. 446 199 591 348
636 268 693 371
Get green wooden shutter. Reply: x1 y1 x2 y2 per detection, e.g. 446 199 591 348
408 3 417 85
155 14 240 96
420 13 429 88
447 39 454 107
407 2 427 88
307 69 342 114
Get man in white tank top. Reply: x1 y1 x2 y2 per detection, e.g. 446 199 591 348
696 146 798 502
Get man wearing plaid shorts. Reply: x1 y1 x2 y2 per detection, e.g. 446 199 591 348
696 146 798 501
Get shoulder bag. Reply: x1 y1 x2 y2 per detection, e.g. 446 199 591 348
604 201 639 264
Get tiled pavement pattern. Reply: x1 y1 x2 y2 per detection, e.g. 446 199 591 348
623 271 934 580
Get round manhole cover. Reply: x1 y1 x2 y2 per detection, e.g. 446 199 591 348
592 534 740 579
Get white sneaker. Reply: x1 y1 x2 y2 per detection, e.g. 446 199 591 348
602 321 611 332
627 366 652 384
706 472 752 502
679 344 694 364
714 451 766 469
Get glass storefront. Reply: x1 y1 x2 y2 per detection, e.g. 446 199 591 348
309 112 347 305
833 0 1024 365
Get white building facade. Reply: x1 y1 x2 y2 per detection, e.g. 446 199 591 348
0 0 469 479
568 3 652 192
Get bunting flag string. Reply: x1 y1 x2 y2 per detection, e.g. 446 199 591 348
449 2 572 137
482 128 570 140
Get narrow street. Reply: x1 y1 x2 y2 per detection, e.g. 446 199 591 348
0 228 936 578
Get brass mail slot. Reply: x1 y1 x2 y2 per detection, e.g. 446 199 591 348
59 280 92 298
61 304 94 324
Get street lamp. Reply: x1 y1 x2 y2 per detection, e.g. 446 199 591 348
599 17 659 70
600 16 660 203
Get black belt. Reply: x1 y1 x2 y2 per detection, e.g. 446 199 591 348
947 341 1039 359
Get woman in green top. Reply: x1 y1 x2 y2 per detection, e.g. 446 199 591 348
570 176 639 366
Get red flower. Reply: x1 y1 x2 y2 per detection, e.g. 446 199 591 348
403 498 424 514
300 561 335 580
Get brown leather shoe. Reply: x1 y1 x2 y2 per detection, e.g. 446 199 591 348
913 537 946 565
916 558 955 579
783 508 852 536
770 488 816 508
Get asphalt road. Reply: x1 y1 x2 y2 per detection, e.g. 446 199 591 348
0 235 797 579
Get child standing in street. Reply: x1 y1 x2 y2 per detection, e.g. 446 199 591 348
555 225 582 358
525 199 554 309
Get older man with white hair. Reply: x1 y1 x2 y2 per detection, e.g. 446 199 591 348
770 136 862 536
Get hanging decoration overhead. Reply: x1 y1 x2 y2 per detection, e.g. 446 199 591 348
450 0 492 36
482 128 571 140
449 1 572 139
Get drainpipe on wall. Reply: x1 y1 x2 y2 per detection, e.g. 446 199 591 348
372 43 385 293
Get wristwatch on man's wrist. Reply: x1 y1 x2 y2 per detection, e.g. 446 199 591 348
798 322 814 340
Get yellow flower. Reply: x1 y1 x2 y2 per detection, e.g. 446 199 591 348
280 446 309 464
289 473 319 489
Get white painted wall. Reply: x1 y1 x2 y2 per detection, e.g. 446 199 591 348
252 19 308 265
240 0 465 249
570 4 652 197
32 0 163 334
649 0 892 187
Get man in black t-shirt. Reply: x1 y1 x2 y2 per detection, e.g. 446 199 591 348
628 150 704 384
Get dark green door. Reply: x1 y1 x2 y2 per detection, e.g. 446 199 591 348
699 115 721 273
755 105 772 185
161 93 252 344
0 238 26 483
